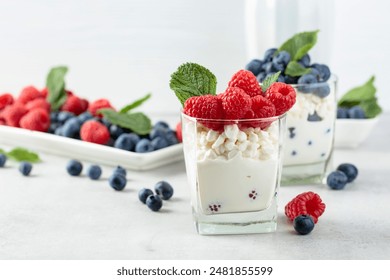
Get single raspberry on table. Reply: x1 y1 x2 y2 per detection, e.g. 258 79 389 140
183 95 224 130
89 99 115 117
265 82 296 116
61 95 89 115
228 69 263 97
0 93 14 110
20 108 50 132
1 103 28 127
80 120 110 145
17 86 45 104
26 98 51 112
285 191 326 224
219 87 252 119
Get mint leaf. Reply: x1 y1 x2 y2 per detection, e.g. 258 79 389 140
99 109 152 135
7 147 40 163
119 93 151 113
261 72 281 92
278 30 319 61
46 66 68 111
338 76 376 105
360 97 382 118
0 148 5 155
169 62 217 106
285 61 312 77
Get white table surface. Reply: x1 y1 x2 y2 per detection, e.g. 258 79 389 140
1 113 389 260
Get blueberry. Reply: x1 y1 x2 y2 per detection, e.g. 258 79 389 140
307 111 322 122
100 118 111 129
57 112 75 124
62 118 81 138
311 63 331 82
77 112 93 124
154 121 170 130
151 136 169 150
54 126 63 136
288 127 296 139
337 107 349 119
263 62 274 74
138 188 154 204
135 139 154 153
245 59 263 76
337 163 358 183
146 194 163 211
277 75 285 83
49 122 61 134
109 173 127 191
165 130 179 146
309 67 321 80
114 133 140 151
348 106 366 119
87 165 102 180
284 75 298 84
327 171 348 190
50 112 59 122
263 48 277 62
271 61 284 72
297 74 317 93
19 161 32 176
272 50 291 66
256 72 267 82
0 154 7 167
154 181 174 200
313 84 331 98
110 125 125 140
293 215 315 235
66 159 83 176
113 165 127 177
299 54 311 67
149 127 168 140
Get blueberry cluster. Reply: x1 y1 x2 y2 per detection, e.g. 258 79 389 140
138 181 174 212
246 49 331 97
50 111 94 138
337 106 366 119
327 163 358 190
0 154 33 176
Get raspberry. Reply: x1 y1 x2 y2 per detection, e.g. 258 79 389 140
89 99 115 117
20 108 50 132
183 95 224 130
244 95 276 129
219 87 252 119
17 86 45 104
175 122 182 142
41 88 48 98
0 93 14 110
26 98 51 112
1 103 28 127
61 95 89 115
80 120 110 145
228 69 262 97
265 82 296 116
285 191 326 224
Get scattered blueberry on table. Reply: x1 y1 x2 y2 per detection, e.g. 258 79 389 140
87 165 102 180
154 181 174 200
146 194 163 212
138 188 154 204
327 171 349 190
66 159 83 176
0 154 7 167
113 165 127 177
337 163 358 183
293 215 315 235
19 161 33 176
108 173 127 191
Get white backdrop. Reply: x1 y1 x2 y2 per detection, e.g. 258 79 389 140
0 0 389 115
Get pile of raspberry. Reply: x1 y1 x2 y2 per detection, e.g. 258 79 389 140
285 191 326 224
183 70 296 130
0 86 114 144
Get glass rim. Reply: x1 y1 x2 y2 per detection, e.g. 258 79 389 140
181 110 286 123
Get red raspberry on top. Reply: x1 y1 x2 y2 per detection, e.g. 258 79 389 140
248 95 277 129
20 108 50 132
184 95 224 130
265 82 296 116
89 99 115 117
0 93 14 110
285 191 326 224
1 103 28 127
26 98 51 112
219 87 252 119
80 120 110 145
17 86 45 104
61 95 89 115
41 88 48 98
228 69 262 97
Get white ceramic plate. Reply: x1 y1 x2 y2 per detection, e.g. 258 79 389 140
0 125 184 170
334 117 379 148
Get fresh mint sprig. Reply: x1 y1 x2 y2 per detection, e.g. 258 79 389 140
284 61 312 77
0 147 41 163
169 62 217 106
46 66 68 111
261 72 281 92
119 93 151 113
338 76 382 118
99 109 152 135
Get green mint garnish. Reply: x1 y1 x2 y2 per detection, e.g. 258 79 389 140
99 109 152 135
338 76 382 118
46 66 68 111
278 30 319 61
169 62 217 106
261 71 281 92
284 61 312 77
119 93 151 113
0 147 41 163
